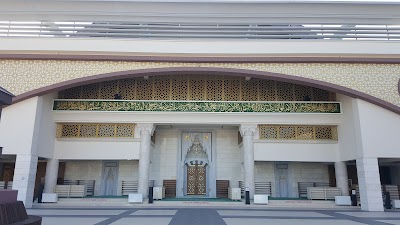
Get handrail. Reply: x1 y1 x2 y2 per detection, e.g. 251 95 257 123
1 21 400 40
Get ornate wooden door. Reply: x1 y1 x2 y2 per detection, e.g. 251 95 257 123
187 164 206 195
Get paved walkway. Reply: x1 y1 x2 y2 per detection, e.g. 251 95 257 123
27 207 400 225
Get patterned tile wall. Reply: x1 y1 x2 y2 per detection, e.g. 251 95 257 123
0 60 399 107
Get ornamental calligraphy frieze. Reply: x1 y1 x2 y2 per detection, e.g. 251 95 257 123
53 100 341 113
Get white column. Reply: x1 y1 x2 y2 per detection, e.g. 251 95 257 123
137 123 154 198
44 158 59 193
13 154 38 208
239 124 257 199
356 157 384 211
334 161 349 196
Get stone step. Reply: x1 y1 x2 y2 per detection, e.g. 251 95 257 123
32 197 357 209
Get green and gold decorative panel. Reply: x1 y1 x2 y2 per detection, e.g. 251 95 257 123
53 100 341 113
0 60 399 107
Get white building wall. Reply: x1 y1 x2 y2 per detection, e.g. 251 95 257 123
117 160 139 196
254 142 338 162
0 97 41 155
54 140 140 160
0 93 57 158
336 94 358 161
255 162 275 183
216 128 243 188
2 38 400 57
354 99 400 158
254 162 329 198
149 128 243 189
0 96 44 207
288 162 330 198
64 160 103 196
150 129 179 187
254 161 275 196
63 160 139 196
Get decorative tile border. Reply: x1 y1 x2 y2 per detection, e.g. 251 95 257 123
0 59 399 110
53 100 341 113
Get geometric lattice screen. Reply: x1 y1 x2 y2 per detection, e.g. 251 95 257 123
57 123 134 138
259 125 338 140
59 75 334 102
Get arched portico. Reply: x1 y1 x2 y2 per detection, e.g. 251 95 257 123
1 65 398 212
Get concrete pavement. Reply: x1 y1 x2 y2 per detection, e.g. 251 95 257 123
27 207 400 225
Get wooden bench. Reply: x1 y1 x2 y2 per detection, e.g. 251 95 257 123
121 180 156 196
0 181 12 190
383 185 400 200
163 180 176 198
239 181 245 197
54 185 87 198
299 182 330 198
70 185 87 198
255 182 272 195
121 181 138 195
216 180 229 198
61 180 95 196
307 187 341 200
54 185 70 198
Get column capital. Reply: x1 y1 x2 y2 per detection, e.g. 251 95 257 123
136 123 155 136
239 124 257 136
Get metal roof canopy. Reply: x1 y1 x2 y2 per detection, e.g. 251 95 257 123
2 0 400 25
